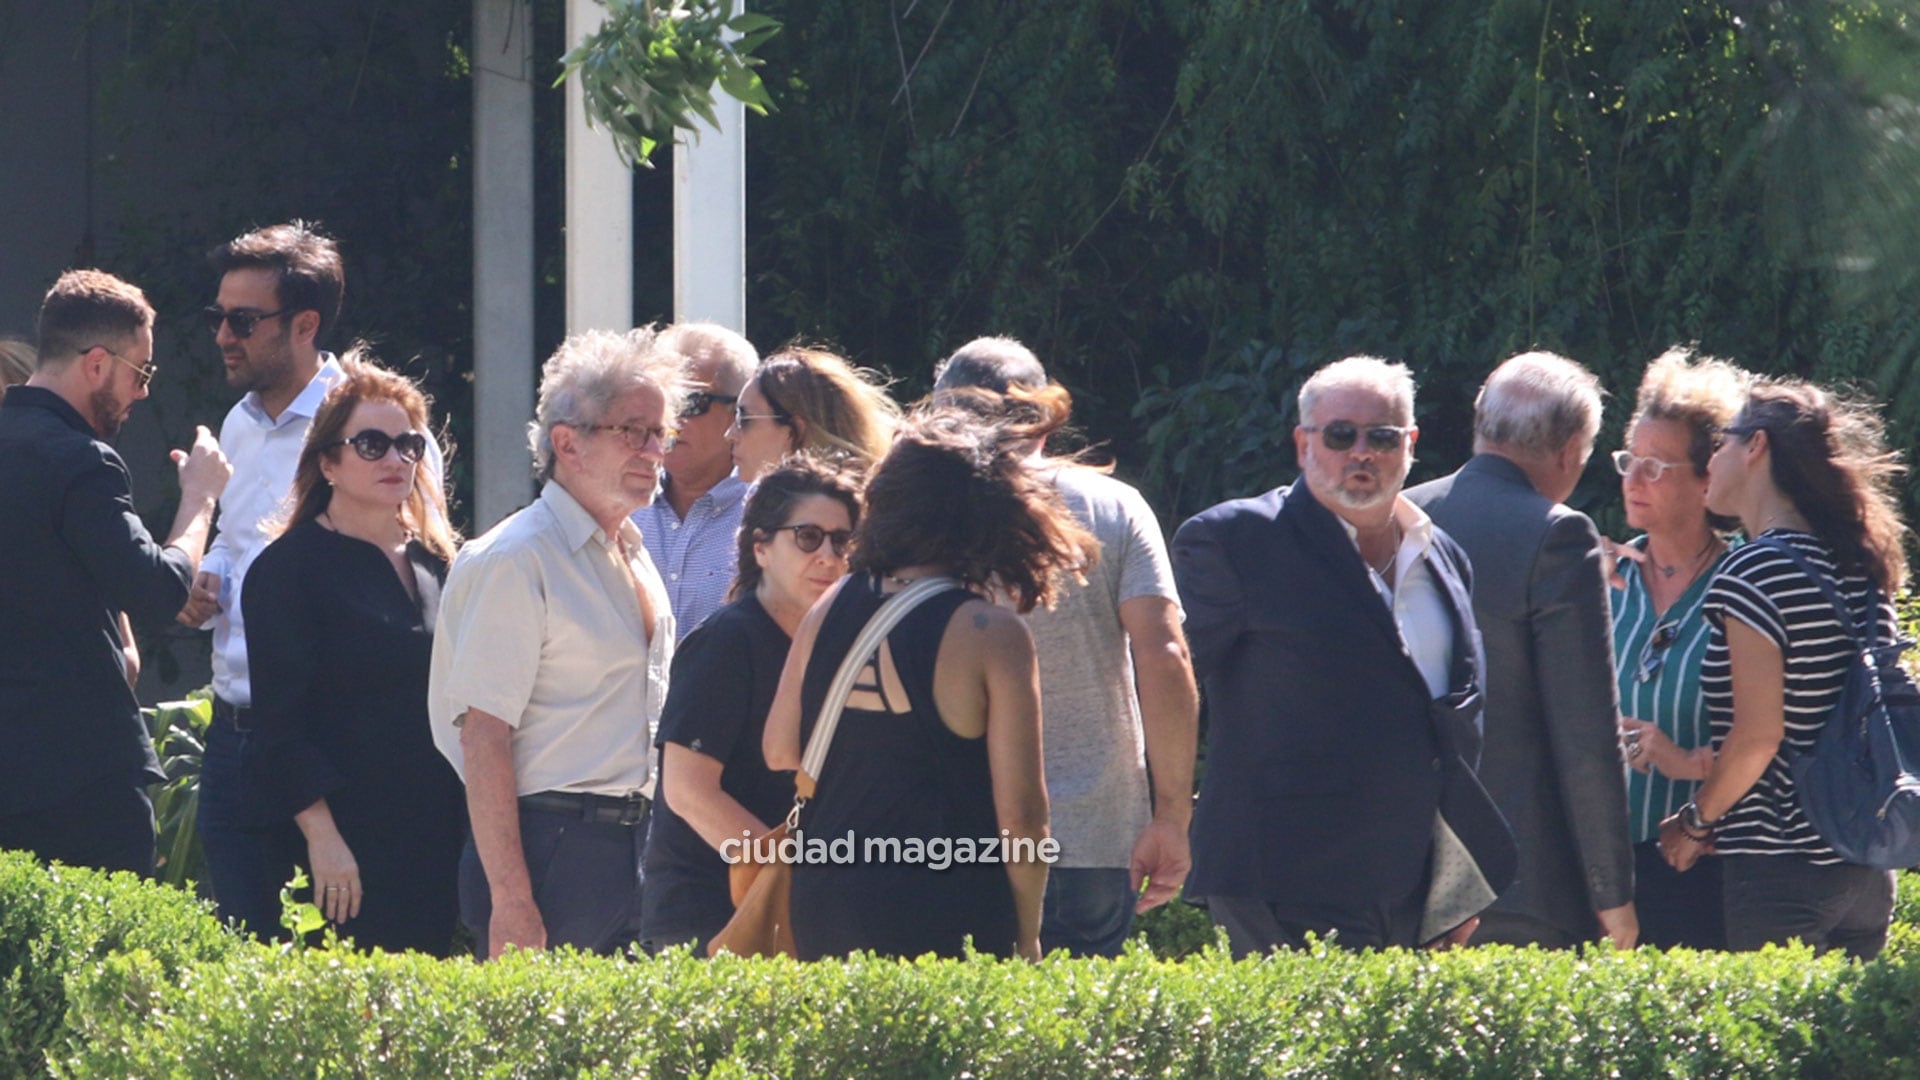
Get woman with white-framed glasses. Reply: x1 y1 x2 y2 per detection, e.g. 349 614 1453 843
1606 348 1746 948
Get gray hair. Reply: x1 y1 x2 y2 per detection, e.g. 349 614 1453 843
1473 351 1604 459
1297 355 1416 426
658 322 758 395
528 328 686 481
932 335 1048 393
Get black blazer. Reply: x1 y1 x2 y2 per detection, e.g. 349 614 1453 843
1407 455 1634 936
1172 480 1486 910
0 388 187 814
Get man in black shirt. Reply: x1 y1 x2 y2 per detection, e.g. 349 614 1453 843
0 269 231 874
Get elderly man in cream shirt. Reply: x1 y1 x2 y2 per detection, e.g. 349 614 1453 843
431 329 680 959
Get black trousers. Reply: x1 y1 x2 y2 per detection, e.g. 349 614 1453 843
1721 852 1893 961
1207 883 1426 955
1634 839 1725 950
0 773 154 876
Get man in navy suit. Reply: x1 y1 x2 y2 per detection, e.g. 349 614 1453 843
1172 356 1495 953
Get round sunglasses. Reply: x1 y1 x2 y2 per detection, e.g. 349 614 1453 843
327 428 429 464
766 523 853 555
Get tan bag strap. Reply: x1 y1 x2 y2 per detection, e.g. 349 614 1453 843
788 575 957 823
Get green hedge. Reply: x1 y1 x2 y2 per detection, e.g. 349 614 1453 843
0 851 240 1080
6 853 1920 1077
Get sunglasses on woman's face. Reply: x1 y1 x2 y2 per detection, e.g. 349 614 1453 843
679 391 738 419
329 428 428 464
1300 421 1411 453
768 523 853 555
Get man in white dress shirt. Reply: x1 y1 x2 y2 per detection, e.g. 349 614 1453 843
181 222 441 939
431 328 680 958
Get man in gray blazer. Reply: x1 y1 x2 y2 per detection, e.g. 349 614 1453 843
1406 352 1637 949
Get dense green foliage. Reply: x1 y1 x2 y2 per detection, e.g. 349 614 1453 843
0 851 239 1080
743 0 1920 522
3 854 1920 1077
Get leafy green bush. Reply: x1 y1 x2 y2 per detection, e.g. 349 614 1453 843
59 933 1920 1078
0 851 238 1080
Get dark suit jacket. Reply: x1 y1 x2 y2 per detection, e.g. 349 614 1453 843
1407 454 1634 938
0 387 184 814
1172 480 1485 911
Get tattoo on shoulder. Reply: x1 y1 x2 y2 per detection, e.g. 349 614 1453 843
973 611 991 630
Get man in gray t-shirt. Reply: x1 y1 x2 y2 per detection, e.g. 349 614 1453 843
935 337 1199 956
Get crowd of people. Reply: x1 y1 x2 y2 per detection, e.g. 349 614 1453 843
0 219 1908 965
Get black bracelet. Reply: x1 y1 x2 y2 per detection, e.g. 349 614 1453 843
1680 799 1717 836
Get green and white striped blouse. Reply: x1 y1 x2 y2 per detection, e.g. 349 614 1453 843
1610 536 1732 844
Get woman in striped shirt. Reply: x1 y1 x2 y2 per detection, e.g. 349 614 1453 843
1610 349 1744 949
1658 377 1908 959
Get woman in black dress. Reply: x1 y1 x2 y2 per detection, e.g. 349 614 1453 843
763 392 1095 961
640 455 863 952
242 352 465 954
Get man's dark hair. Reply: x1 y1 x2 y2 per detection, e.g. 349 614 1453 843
932 335 1048 394
209 221 345 342
36 269 154 367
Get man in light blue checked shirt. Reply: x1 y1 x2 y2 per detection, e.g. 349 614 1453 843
633 323 759 641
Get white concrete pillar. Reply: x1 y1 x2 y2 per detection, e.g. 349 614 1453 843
472 0 536 531
672 0 747 331
565 0 635 334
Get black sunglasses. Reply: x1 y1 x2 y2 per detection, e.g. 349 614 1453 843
767 523 853 555
680 391 738 419
328 428 428 464
203 305 295 339
1301 421 1412 453
1636 620 1680 683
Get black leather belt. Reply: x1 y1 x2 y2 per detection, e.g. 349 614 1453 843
212 698 254 732
519 790 651 827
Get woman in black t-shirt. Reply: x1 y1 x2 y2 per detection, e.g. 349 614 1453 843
639 455 864 952
1658 376 1908 959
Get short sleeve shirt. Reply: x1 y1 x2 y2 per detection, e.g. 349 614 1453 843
1022 466 1179 868
430 480 673 796
1611 537 1728 843
1700 530 1898 862
640 593 795 940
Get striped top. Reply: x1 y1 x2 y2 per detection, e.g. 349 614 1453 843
1611 537 1729 843
1699 529 1899 862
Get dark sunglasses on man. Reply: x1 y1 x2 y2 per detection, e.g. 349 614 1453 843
203 305 295 339
1300 420 1412 453
679 390 738 419
328 428 429 464
766 523 853 556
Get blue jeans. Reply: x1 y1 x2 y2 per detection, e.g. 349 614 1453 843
1040 867 1136 957
458 805 647 957
196 717 303 940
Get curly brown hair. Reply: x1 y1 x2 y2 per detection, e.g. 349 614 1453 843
727 453 866 603
849 404 1095 613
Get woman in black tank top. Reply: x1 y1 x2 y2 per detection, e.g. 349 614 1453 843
762 392 1096 961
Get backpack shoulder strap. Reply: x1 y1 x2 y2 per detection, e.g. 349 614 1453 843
1752 534 1876 650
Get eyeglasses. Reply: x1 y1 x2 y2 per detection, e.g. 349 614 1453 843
1716 424 1760 448
734 411 788 429
1636 620 1680 683
1301 421 1411 453
328 429 429 464
1611 450 1688 484
679 391 737 419
203 305 294 339
84 344 157 390
585 422 678 452
768 523 853 555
